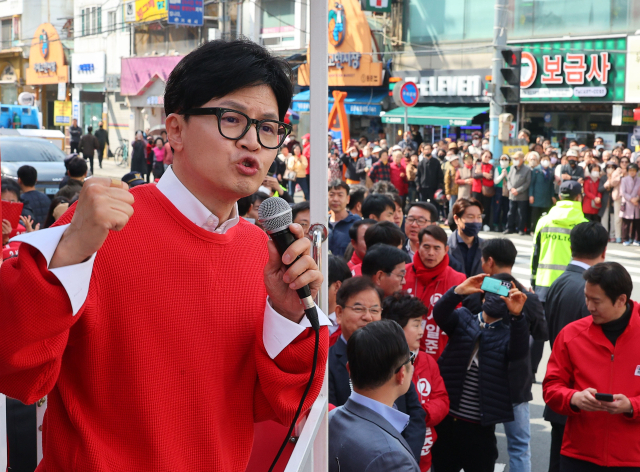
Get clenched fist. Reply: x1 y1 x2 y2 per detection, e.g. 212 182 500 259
50 178 134 269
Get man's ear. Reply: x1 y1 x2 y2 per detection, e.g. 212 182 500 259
394 363 407 385
334 280 343 292
165 113 184 153
335 305 344 325
373 270 384 286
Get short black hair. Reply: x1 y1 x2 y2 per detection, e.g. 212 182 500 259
328 179 349 193
382 291 428 328
347 320 410 390
1 178 20 199
370 181 398 195
362 194 395 219
291 201 310 222
237 194 253 216
17 165 37 187
365 221 405 249
347 185 368 211
409 202 438 223
252 191 270 206
385 192 402 208
165 39 293 121
418 225 448 247
571 222 608 259
361 244 409 277
87 126 93 133
67 157 88 178
481 238 517 268
583 262 632 305
349 218 376 241
329 254 352 286
336 276 383 308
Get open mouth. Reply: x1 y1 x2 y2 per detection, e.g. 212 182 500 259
236 157 260 176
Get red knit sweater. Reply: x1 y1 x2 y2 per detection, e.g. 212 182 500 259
0 184 328 471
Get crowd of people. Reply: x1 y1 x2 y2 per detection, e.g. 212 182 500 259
3 123 640 472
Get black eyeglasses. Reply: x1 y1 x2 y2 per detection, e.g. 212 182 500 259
394 351 416 373
182 107 292 150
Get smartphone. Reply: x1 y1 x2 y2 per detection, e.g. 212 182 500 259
595 393 614 402
481 277 511 297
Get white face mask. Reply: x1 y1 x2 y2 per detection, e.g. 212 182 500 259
591 171 600 180
551 157 558 165
482 144 490 151
472 139 480 147
512 159 521 166
500 160 509 166
541 160 550 168
350 151 358 158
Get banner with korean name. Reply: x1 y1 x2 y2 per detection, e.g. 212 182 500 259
168 0 203 26
511 37 626 102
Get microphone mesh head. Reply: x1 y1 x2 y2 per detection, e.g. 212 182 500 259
258 197 292 233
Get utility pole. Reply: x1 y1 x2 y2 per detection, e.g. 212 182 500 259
489 0 508 163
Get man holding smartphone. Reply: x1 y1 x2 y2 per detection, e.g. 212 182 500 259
544 262 640 472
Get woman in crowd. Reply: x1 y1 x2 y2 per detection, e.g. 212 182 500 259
456 153 474 201
582 164 602 222
604 157 624 242
406 153 419 203
600 159 621 242
529 152 555 232
471 150 494 230
492 154 511 232
340 143 365 185
151 137 166 181
286 143 308 199
130 130 148 178
328 150 343 183
620 163 640 246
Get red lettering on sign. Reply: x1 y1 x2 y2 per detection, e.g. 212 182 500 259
541 55 563 84
563 54 587 85
586 52 612 85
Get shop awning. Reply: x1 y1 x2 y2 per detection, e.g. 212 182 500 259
380 106 489 126
291 89 388 116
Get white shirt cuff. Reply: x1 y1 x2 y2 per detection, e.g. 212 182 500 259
11 224 96 316
263 297 331 359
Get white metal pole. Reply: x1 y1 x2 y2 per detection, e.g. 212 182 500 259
309 0 328 313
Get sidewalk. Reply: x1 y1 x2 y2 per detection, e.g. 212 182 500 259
90 155 135 181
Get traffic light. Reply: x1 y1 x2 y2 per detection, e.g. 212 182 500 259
500 49 521 104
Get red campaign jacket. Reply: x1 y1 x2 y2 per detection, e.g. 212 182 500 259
390 161 409 196
543 302 640 467
582 177 602 216
412 351 450 472
347 252 362 270
472 162 494 194
403 263 467 359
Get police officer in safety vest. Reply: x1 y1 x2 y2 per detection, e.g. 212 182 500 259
530 180 587 303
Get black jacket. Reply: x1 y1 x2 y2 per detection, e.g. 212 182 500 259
560 163 584 181
416 156 444 191
543 262 590 425
340 153 366 181
94 128 109 147
20 190 51 227
447 231 483 278
463 275 549 404
434 288 530 425
328 337 426 461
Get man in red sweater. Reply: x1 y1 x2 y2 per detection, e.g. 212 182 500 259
0 39 330 471
382 292 449 472
403 225 466 359
544 262 640 471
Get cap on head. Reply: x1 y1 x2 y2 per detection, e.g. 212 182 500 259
566 149 579 158
559 180 582 198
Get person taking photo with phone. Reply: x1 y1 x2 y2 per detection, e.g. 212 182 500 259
544 262 640 472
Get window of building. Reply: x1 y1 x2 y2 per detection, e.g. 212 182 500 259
1 19 11 49
261 0 295 33
97 6 102 34
108 10 116 32
81 9 85 36
92 7 97 35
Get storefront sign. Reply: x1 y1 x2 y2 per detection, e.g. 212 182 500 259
72 52 106 84
168 0 203 26
53 101 72 126
393 69 491 104
361 0 391 13
511 37 626 102
135 0 167 22
26 23 68 85
292 101 380 116
298 0 383 87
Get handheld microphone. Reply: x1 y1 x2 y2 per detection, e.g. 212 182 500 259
258 197 319 330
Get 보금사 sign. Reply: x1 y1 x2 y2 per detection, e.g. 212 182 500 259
511 37 626 102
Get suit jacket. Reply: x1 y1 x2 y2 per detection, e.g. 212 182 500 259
543 263 590 424
329 398 420 472
328 338 426 461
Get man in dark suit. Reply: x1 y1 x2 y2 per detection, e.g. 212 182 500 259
543 222 608 472
328 277 426 462
329 320 420 472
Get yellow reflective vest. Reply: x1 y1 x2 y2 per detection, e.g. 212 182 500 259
530 200 587 302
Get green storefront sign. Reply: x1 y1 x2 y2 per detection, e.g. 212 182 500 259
511 37 626 102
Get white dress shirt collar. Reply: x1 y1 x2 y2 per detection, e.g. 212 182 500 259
349 391 410 434
570 260 591 271
156 165 239 234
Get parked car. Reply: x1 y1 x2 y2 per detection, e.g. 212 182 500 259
1 136 67 197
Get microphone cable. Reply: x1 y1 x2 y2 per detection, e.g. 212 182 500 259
268 306 320 472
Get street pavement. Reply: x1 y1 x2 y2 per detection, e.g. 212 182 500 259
90 154 136 181
483 230 640 472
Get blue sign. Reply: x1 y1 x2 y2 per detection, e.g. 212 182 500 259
168 0 204 26
78 64 95 73
291 101 381 117
400 82 419 107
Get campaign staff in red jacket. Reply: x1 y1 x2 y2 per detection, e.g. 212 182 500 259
544 262 640 471
403 224 466 359
0 40 330 472
382 292 449 472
